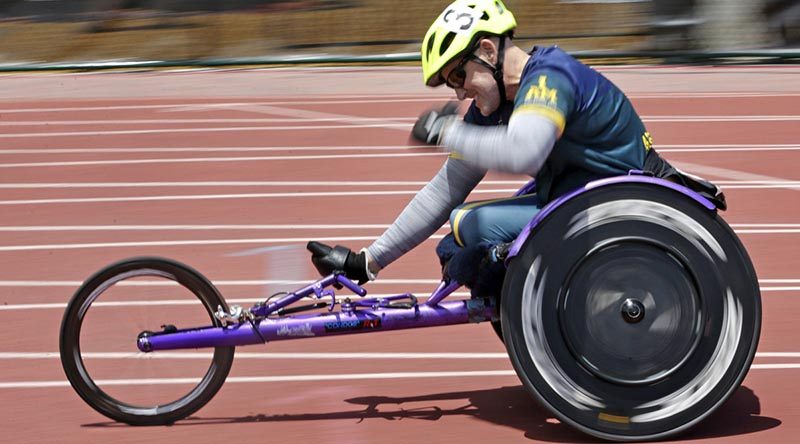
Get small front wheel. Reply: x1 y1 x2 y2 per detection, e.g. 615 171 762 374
60 257 235 425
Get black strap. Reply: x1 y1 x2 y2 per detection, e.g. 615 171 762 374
328 245 352 271
644 150 727 211
493 36 507 107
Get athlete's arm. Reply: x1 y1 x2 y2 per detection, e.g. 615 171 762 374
365 156 486 271
440 112 559 176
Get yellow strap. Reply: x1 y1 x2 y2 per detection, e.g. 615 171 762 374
513 104 566 136
451 194 535 246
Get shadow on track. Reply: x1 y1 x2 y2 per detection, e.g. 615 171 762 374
83 385 779 442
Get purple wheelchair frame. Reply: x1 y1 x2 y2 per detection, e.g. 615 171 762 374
137 173 715 353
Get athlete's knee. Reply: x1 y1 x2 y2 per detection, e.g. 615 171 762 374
450 205 485 247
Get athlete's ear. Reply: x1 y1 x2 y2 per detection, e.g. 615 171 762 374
478 38 498 64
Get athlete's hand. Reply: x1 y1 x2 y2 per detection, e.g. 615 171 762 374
307 241 370 284
411 101 460 145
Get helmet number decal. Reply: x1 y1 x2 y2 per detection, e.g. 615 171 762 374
440 5 480 34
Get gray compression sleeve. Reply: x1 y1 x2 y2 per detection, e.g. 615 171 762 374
366 157 486 268
441 112 559 176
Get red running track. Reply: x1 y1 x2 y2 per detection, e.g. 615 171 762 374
0 66 799 443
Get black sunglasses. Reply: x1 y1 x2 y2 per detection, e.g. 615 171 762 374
444 53 497 89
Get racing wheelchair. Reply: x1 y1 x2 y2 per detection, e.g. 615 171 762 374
59 172 761 441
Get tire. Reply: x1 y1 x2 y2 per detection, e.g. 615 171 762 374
491 320 504 344
60 257 235 425
501 183 761 441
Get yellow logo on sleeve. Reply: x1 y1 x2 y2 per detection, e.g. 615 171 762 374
642 131 654 151
525 75 558 105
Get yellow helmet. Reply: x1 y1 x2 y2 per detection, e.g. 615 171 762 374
421 0 517 87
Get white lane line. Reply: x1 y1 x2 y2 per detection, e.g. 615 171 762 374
1 226 799 252
719 185 800 190
0 226 798 251
0 224 395 231
0 286 795 310
2 151 800 170
0 223 797 232
734 229 800 233
205 103 413 131
644 115 800 122
0 180 517 189
1 366 799 389
751 364 800 369
628 92 800 98
0 96 792 114
0 152 444 168
0 352 796 359
0 98 445 114
0 189 519 206
3 284 800 310
0 352 506 359
0 180 798 190
3 144 800 155
0 293 474 311
0 235 423 252
0 279 797 287
0 286 800 312
2 116 800 126
0 279 441 287
2 371 518 389
0 90 796 116
658 144 800 152
0 124 413 138
1 115 800 139
1 190 800 206
0 145 429 154
0 118 417 126
674 161 799 193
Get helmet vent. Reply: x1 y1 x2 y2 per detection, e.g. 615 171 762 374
425 35 435 61
440 32 456 56
495 1 505 13
480 11 489 21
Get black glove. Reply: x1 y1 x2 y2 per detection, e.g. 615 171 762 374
411 101 460 145
307 241 369 284
444 241 508 299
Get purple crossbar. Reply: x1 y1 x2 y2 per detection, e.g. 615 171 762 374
137 298 494 351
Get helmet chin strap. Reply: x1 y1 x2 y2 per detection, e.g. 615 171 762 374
492 36 508 108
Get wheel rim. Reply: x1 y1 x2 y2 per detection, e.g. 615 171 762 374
558 240 703 385
66 264 231 417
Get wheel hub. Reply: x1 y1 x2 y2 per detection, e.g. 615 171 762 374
621 298 645 324
559 241 703 385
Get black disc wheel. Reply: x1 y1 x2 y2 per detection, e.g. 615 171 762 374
501 183 761 441
60 257 235 425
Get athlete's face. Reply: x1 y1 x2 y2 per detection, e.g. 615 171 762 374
441 41 501 116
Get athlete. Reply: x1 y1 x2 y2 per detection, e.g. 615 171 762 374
307 0 723 293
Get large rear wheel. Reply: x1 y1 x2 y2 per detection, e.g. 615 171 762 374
502 183 760 441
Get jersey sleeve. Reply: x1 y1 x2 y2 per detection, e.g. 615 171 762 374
513 69 575 136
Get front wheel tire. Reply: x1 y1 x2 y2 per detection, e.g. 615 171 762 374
60 257 235 425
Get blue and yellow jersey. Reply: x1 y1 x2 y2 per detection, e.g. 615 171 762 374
465 45 652 203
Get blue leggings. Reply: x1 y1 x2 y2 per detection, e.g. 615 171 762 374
449 193 542 247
